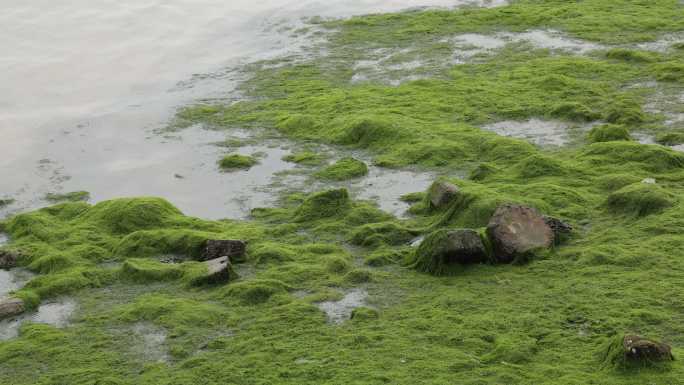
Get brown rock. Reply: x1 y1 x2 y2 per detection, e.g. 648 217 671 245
0 297 25 320
486 204 554 263
429 181 459 209
0 249 19 269
200 239 246 262
190 256 235 286
623 335 673 362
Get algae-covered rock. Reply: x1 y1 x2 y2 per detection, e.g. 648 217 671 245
486 204 554 263
200 239 246 262
315 157 368 180
218 154 258 171
294 189 351 222
603 334 674 369
587 124 631 143
606 183 675 216
411 229 488 275
543 216 573 244
0 297 25 320
428 181 460 209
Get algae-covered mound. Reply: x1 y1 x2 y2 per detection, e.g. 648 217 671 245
45 191 90 203
602 334 674 370
315 157 368 180
282 151 325 165
349 222 416 247
587 124 631 143
221 279 290 305
294 189 351 222
218 154 258 171
606 183 675 217
79 197 183 234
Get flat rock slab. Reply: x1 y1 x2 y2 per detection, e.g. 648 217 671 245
200 240 246 262
486 204 553 263
0 297 25 320
429 181 459 209
191 257 234 286
623 335 673 362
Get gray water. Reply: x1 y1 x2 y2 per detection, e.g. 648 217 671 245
0 0 507 220
316 288 369 324
0 298 77 340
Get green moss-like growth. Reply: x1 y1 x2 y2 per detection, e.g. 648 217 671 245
349 222 416 247
282 151 326 165
218 154 258 171
120 258 184 283
222 279 290 305
350 307 379 321
653 62 684 82
515 154 567 178
580 142 684 173
399 192 425 203
80 197 182 235
294 189 351 222
606 183 675 216
588 124 631 143
45 191 90 203
408 230 475 276
549 102 600 122
656 131 684 146
606 49 658 63
315 157 368 180
114 229 213 259
0 198 15 208
364 247 408 267
343 268 374 284
249 242 296 265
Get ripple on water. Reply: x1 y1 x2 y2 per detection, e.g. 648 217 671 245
316 289 368 324
0 298 77 340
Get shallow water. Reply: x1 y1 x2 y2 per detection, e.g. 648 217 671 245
316 288 369 324
1 0 507 221
0 298 77 340
0 233 8 246
482 119 595 147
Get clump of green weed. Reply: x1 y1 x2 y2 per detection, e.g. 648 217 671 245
606 183 675 216
282 151 326 165
294 189 351 222
218 154 258 171
315 157 368 180
45 191 90 203
588 124 631 143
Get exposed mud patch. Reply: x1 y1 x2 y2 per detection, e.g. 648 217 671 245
132 322 170 363
316 288 368 324
0 298 77 340
482 119 595 147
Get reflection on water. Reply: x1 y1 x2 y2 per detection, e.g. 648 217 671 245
0 0 507 221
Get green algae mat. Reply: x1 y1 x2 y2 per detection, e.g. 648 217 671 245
3 1 684 384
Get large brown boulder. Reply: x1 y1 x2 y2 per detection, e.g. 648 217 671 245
200 240 246 262
623 335 674 363
428 181 460 209
0 297 25 320
0 249 19 269
486 204 554 263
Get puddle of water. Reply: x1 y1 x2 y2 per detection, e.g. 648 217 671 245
316 288 368 324
132 322 169 363
501 30 602 54
0 298 77 340
482 119 594 147
353 167 435 217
